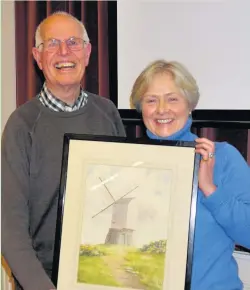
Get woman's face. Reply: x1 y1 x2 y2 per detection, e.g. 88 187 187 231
141 73 190 138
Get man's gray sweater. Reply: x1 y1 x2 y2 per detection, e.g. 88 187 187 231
1 93 126 290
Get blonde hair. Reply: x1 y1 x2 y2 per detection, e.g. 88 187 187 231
130 60 200 111
35 11 89 48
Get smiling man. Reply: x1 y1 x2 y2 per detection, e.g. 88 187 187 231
32 12 92 106
2 12 126 290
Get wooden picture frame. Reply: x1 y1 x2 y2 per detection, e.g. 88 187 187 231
52 134 199 290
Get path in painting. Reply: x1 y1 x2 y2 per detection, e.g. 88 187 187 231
102 247 145 289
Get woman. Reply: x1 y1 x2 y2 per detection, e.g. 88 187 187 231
130 60 250 289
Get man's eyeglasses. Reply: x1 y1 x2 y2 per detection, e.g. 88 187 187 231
37 37 87 52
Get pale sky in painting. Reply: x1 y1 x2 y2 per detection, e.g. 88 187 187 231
80 164 172 248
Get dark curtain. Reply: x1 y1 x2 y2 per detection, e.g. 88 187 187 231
194 127 250 165
15 0 110 106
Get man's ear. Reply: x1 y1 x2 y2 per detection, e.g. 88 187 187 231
84 43 92 66
32 47 43 70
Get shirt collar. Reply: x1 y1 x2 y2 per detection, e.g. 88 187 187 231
39 83 88 112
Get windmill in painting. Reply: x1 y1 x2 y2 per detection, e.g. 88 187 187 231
106 197 135 245
92 177 138 246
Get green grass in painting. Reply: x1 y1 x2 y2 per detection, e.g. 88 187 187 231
77 243 166 289
77 255 120 286
124 250 165 290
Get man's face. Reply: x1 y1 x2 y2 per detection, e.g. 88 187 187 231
33 15 91 90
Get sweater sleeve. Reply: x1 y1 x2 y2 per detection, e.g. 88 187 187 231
1 114 55 290
201 143 250 248
110 102 126 137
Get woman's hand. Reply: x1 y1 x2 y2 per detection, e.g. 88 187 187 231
195 137 217 197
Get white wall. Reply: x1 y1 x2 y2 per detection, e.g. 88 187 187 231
1 4 16 290
234 251 250 290
1 0 16 132
117 0 250 110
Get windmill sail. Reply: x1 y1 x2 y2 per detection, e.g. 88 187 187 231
92 177 138 246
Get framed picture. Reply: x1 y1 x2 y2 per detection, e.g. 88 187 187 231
52 134 200 290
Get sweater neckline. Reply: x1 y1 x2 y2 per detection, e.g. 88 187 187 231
146 117 196 141
34 95 91 118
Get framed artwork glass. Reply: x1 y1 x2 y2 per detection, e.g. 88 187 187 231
52 134 199 290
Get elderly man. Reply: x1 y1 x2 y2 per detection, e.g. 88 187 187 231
2 12 126 290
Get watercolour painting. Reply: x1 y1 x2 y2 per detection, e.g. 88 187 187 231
52 135 199 290
77 164 172 290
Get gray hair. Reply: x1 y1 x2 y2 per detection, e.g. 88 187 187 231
35 11 90 48
130 59 200 111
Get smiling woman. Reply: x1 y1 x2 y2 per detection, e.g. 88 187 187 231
129 59 250 290
140 73 190 138
130 60 199 138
